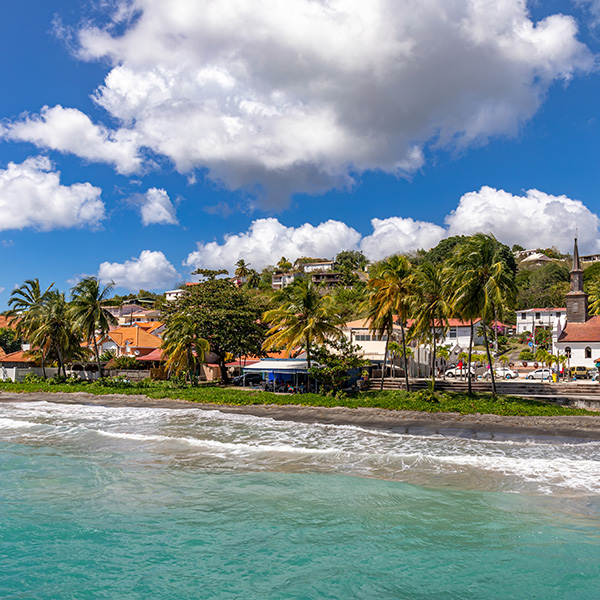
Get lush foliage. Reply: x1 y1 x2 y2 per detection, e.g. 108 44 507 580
308 338 370 392
162 269 267 382
0 380 592 417
0 327 22 354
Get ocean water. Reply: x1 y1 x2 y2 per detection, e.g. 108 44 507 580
1 400 600 599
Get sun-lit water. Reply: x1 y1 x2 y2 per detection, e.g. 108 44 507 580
1 400 600 598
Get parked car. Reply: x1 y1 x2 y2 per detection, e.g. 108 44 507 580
445 366 476 378
232 373 263 386
526 368 555 380
483 367 518 380
569 366 591 379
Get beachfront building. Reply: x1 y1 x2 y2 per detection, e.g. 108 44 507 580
553 239 600 368
516 308 566 335
96 326 162 359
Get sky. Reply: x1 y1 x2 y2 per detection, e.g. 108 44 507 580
1 0 600 306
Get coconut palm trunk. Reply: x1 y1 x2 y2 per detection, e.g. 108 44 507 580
430 319 437 391
467 320 474 395
380 335 390 391
482 319 497 397
400 322 410 392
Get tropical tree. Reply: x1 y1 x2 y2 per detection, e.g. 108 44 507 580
263 278 343 379
409 262 450 389
364 255 413 391
28 291 74 377
235 259 250 281
7 278 54 377
387 341 401 378
276 257 293 273
448 234 516 397
162 269 267 383
437 346 450 377
69 277 118 376
588 278 600 315
162 314 210 385
246 269 261 289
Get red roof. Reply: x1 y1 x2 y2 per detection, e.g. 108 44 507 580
558 316 600 342
520 307 566 313
136 348 163 362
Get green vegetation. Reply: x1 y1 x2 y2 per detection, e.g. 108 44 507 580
0 380 592 417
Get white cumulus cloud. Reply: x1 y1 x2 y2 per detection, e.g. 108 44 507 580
98 250 179 290
138 187 178 225
445 186 600 252
4 0 591 203
1 105 142 175
360 218 446 261
185 218 362 271
184 187 600 272
0 156 104 231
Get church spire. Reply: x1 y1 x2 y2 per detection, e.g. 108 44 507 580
566 237 588 322
573 236 582 275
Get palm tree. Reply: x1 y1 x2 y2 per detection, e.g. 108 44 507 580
362 295 395 390
448 234 516 397
388 341 401 378
235 259 250 281
162 315 210 385
69 277 118 377
246 269 261 289
29 291 74 377
589 278 600 315
276 257 293 273
409 263 450 389
262 279 343 385
437 346 450 377
365 255 412 391
8 278 54 377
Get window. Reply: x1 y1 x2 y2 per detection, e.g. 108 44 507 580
449 327 457 339
521 313 526 320
535 312 541 320
586 347 592 359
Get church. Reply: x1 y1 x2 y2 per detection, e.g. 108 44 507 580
553 238 600 368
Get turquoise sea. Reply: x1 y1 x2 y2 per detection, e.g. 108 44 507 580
1 400 600 599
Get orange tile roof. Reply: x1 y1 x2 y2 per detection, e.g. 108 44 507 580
0 350 36 363
135 322 164 334
0 315 18 330
558 316 600 342
100 326 162 349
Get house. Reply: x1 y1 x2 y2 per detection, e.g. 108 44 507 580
271 272 303 290
342 318 405 363
581 253 600 263
516 308 566 335
164 282 199 302
310 271 342 288
303 260 336 273
520 252 553 266
553 238 600 368
96 326 162 358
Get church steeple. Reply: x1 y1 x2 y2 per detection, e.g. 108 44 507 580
566 237 588 323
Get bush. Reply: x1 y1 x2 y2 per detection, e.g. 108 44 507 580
519 350 534 360
23 372 45 383
105 355 143 370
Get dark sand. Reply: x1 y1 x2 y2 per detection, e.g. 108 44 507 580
3 391 600 442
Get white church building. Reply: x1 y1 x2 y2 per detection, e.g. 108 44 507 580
553 239 600 368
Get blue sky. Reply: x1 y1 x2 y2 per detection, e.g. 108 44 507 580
1 0 600 306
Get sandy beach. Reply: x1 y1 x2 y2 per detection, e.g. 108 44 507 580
3 390 600 442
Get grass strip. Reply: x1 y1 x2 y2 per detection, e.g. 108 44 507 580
0 380 594 417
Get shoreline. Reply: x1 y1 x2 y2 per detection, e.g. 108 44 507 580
3 391 600 442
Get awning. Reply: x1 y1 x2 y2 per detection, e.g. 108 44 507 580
243 359 316 373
